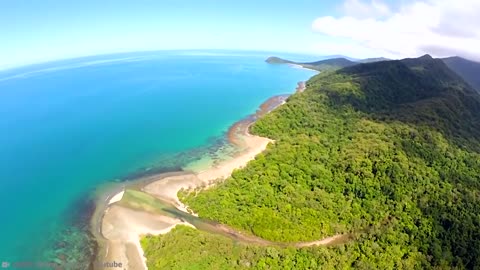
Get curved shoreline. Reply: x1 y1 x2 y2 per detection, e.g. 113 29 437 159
94 86 304 269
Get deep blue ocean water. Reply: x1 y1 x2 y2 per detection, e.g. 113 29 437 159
0 51 316 265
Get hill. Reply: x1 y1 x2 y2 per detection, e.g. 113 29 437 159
266 56 387 71
267 55 480 94
442 56 480 92
265 56 295 64
335 54 480 150
301 58 357 71
143 56 480 269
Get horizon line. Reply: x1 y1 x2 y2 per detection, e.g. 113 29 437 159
0 48 330 73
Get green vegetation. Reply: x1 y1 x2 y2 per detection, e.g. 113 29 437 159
300 58 357 71
265 57 295 65
144 55 480 269
141 225 381 270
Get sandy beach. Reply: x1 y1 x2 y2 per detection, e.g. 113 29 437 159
101 205 193 269
142 127 272 213
97 92 287 270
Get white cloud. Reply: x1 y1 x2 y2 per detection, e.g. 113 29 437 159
342 0 391 18
312 0 480 60
307 38 380 58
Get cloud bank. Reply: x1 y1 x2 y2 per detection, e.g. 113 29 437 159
312 0 480 60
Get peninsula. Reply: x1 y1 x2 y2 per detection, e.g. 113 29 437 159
139 55 480 269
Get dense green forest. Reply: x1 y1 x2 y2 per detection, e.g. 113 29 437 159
143 55 480 269
142 225 398 270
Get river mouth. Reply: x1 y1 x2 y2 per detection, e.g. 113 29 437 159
103 189 352 253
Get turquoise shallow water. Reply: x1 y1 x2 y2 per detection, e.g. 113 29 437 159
0 51 315 266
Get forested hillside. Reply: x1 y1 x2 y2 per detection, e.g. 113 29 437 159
442 56 480 93
143 55 480 269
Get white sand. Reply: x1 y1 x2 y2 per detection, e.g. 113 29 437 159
107 190 125 205
295 235 346 247
143 132 272 214
288 63 319 73
288 63 304 69
102 205 194 270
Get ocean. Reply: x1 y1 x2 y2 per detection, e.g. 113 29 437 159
0 50 316 266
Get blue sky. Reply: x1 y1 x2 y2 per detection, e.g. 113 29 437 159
0 0 339 69
1 0 478 69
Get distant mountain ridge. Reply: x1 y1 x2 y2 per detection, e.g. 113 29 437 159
357 57 391 63
266 56 389 72
266 56 358 71
442 56 480 92
266 55 480 93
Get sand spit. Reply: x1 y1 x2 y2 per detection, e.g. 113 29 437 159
101 205 192 269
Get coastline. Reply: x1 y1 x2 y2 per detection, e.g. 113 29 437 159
288 63 319 74
95 83 306 269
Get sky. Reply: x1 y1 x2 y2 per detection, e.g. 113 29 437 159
0 0 479 69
